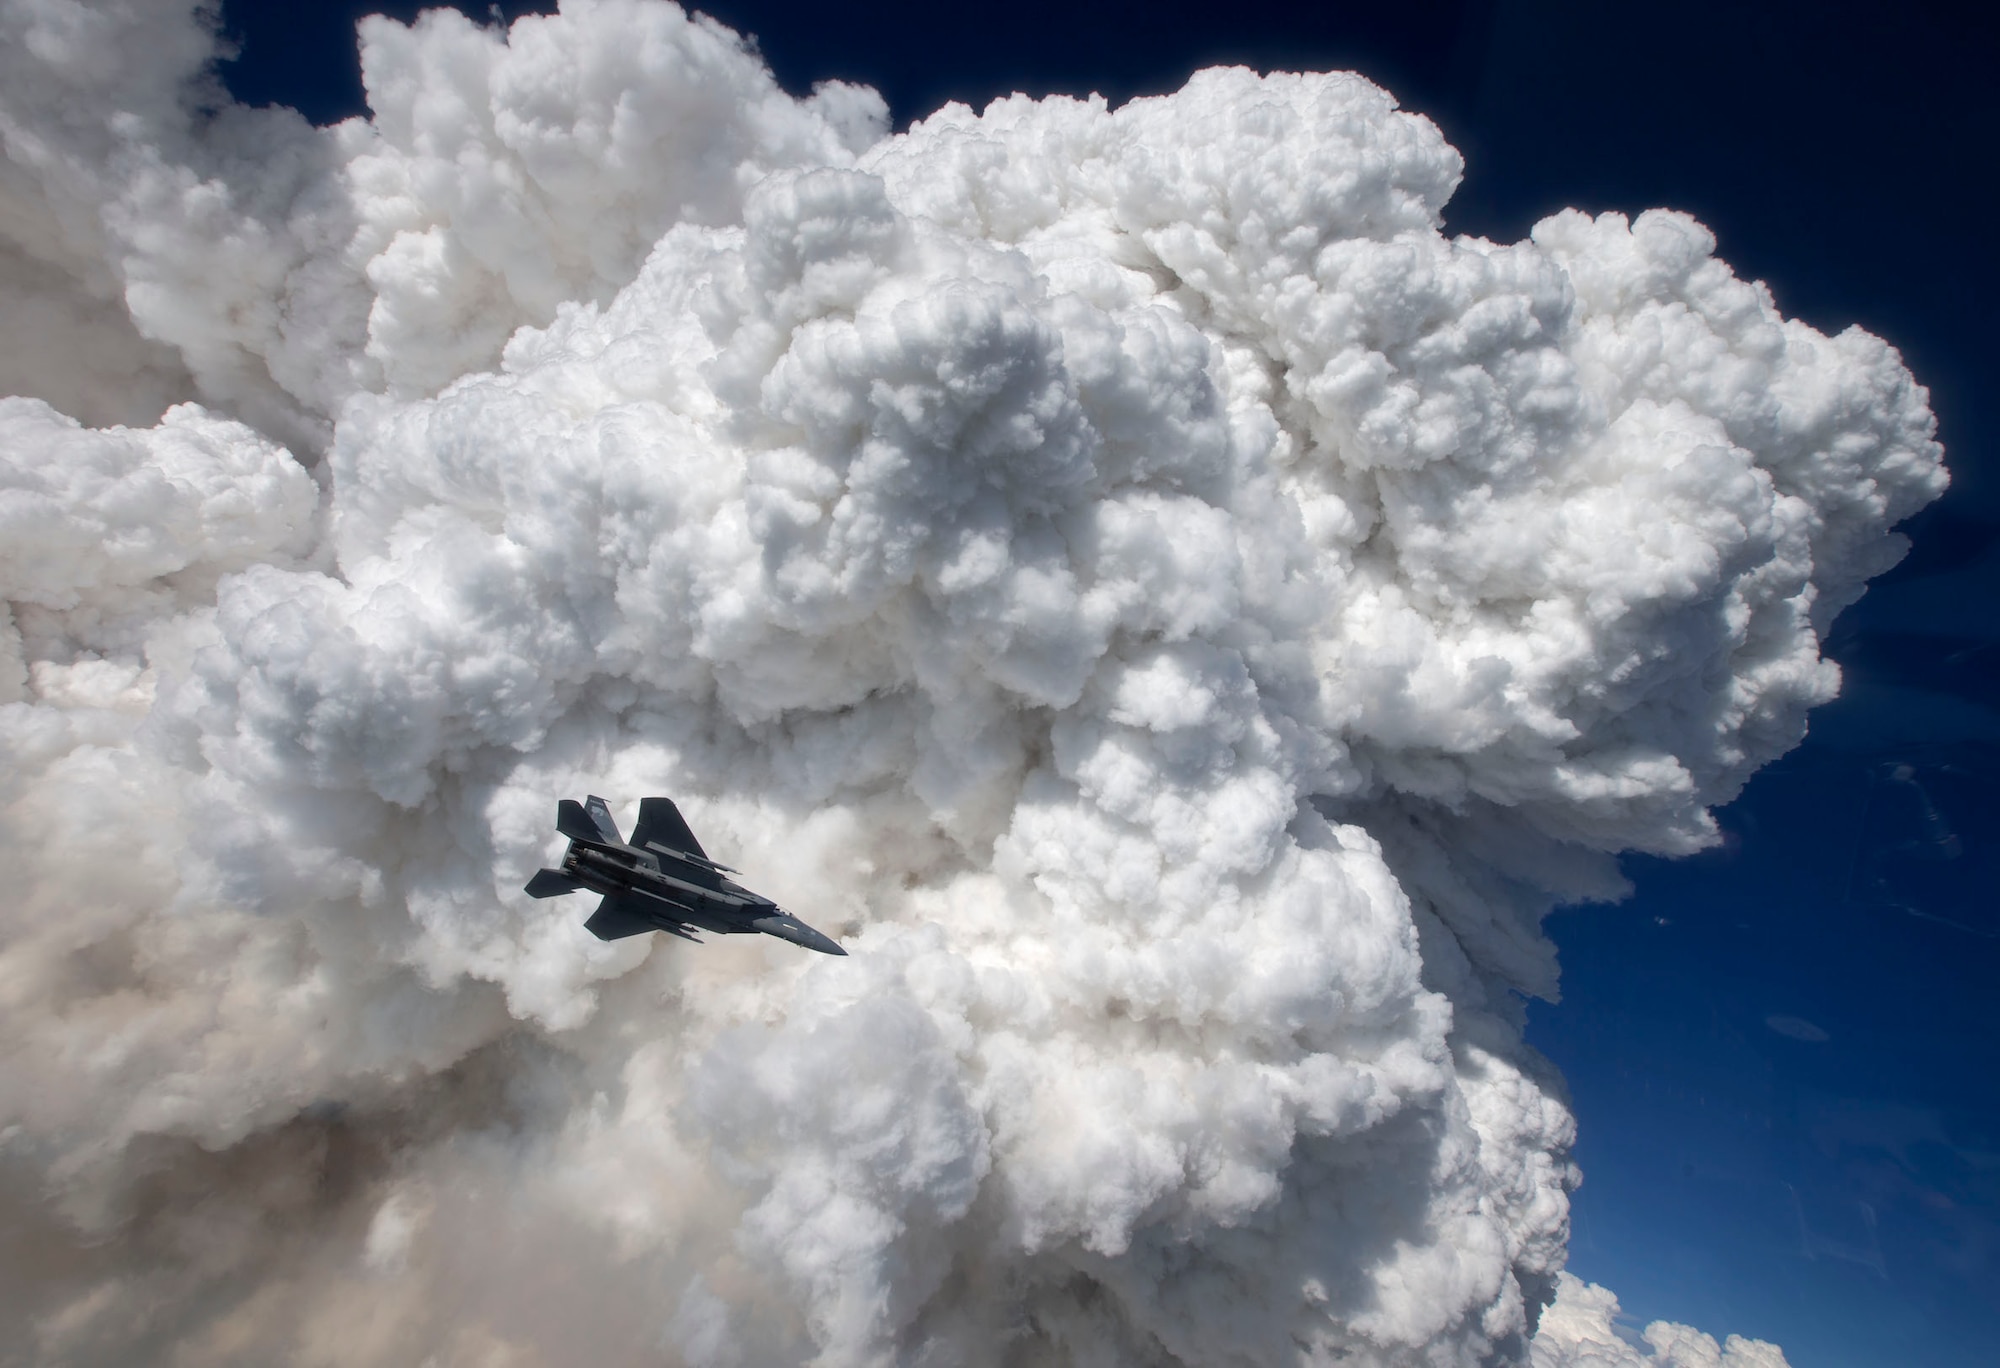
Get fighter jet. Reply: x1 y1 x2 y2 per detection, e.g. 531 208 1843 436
524 795 845 955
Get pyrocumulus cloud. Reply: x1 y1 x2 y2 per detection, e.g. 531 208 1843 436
0 2 1940 1363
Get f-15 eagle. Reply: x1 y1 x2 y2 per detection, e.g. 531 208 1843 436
526 795 845 955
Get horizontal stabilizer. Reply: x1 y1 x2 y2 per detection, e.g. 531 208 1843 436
584 894 657 941
524 868 580 898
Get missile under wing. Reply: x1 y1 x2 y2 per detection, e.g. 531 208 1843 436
523 795 846 956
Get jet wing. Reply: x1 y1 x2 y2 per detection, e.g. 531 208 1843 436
629 797 707 860
584 894 656 940
584 893 703 944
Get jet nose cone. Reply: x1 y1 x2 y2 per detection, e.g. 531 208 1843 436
750 914 847 956
791 921 846 956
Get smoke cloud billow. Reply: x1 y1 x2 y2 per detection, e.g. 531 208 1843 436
1529 1277 1793 1368
0 1 1944 1363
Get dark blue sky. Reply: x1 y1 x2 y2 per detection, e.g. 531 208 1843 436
218 3 1999 1362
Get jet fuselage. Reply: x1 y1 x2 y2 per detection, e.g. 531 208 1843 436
565 840 765 917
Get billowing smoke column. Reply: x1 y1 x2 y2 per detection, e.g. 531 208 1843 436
0 1 1943 1363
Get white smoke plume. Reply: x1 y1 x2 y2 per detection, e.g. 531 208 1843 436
0 1 1944 1363
1530 1276 1793 1368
